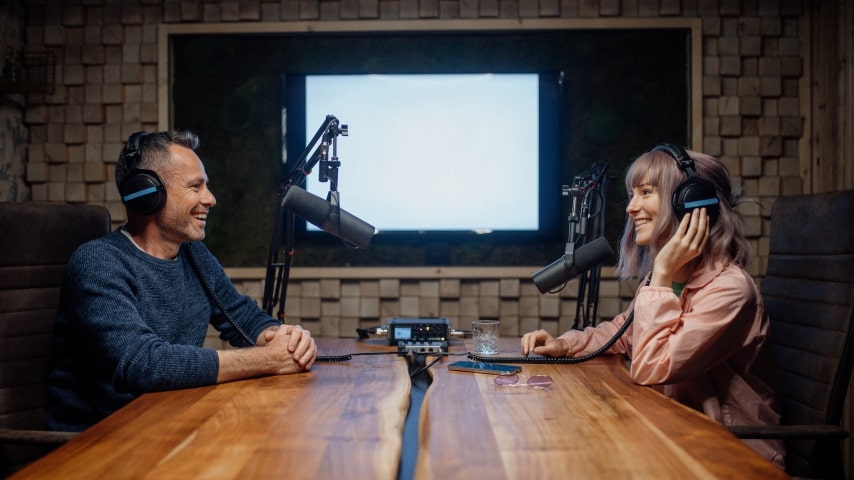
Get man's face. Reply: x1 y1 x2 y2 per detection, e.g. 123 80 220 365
157 145 216 244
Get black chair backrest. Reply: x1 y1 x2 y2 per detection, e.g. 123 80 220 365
761 189 854 478
0 202 111 472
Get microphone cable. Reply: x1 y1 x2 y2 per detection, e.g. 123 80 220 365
467 308 633 365
187 243 375 365
469 274 650 365
185 243 257 346
407 351 469 378
317 350 469 368
315 351 402 363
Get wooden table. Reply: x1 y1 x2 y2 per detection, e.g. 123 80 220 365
416 338 789 479
11 337 788 479
10 338 410 480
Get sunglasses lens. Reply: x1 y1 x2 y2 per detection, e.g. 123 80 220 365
527 375 553 388
494 374 519 386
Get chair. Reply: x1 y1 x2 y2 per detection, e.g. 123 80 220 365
0 202 111 476
728 189 854 479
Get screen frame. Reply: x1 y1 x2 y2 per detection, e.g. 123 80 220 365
164 19 701 267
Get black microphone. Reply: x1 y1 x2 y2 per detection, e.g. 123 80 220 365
282 186 375 249
531 236 614 293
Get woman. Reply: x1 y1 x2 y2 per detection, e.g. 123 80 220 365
520 144 784 467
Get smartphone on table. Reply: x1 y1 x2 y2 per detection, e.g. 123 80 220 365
447 360 521 375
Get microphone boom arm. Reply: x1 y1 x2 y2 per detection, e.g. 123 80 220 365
289 120 329 183
263 115 349 319
532 161 611 329
572 161 610 328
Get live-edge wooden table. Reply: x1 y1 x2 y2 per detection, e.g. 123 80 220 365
11 337 788 479
416 338 789 479
10 338 410 480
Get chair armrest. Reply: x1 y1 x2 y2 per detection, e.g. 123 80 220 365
728 424 850 440
0 428 78 446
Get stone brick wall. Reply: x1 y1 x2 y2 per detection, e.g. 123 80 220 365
12 0 808 341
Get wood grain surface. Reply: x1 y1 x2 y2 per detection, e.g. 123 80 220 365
11 337 788 479
415 338 789 479
10 338 410 480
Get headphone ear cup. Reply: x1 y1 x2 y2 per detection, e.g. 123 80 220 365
672 177 720 225
120 169 166 215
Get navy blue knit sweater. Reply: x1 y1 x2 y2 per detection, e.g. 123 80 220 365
47 229 278 431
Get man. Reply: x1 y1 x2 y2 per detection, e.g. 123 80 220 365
47 131 316 432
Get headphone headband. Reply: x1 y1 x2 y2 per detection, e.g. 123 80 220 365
651 143 696 177
122 131 148 171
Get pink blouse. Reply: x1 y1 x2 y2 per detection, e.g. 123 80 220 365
558 258 785 468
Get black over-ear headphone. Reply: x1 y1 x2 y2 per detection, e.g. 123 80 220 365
118 131 166 215
651 143 720 224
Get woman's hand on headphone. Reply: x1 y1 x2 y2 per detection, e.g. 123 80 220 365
651 207 710 287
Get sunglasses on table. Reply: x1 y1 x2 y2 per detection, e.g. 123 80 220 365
493 373 553 389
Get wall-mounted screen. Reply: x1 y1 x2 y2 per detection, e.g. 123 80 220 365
299 73 548 235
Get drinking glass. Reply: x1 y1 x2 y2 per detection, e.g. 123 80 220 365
472 320 499 356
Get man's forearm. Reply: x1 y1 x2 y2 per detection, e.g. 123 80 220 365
216 348 273 383
215 338 305 384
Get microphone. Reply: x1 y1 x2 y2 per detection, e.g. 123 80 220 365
531 236 614 294
282 186 375 249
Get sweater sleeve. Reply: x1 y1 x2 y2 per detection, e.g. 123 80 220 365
556 306 634 357
49 233 283 429
554 275 651 358
63 242 222 395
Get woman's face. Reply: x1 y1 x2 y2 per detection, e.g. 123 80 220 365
626 183 661 246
